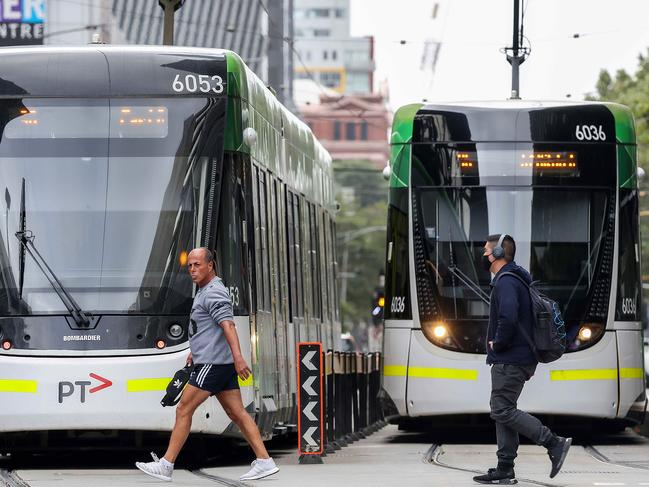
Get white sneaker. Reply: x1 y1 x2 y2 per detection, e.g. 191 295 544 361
239 458 279 481
135 452 173 482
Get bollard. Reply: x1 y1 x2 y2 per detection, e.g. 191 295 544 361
358 353 368 436
324 350 335 454
345 352 355 442
333 351 346 448
343 352 354 443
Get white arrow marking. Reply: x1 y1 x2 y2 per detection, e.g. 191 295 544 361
303 401 318 421
302 350 317 371
302 375 317 396
302 426 318 446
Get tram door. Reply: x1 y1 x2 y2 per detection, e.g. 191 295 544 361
286 190 305 415
251 166 279 417
307 202 322 342
269 178 291 420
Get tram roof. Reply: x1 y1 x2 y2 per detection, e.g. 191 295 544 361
391 99 635 146
420 99 611 110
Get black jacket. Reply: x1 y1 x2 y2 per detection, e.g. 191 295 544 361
486 261 537 365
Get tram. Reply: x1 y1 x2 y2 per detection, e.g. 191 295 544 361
0 46 340 448
383 101 647 428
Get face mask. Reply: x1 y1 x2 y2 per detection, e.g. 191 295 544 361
481 254 493 272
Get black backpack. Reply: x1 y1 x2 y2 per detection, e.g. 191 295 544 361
496 272 566 363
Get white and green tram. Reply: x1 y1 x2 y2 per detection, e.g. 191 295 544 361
0 46 340 449
383 101 646 429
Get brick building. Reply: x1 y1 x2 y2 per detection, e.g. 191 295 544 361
300 93 391 169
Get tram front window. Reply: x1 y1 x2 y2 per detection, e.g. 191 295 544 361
0 97 226 316
412 143 615 354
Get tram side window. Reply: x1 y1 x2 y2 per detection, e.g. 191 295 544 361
320 210 330 324
286 191 296 319
330 218 340 322
258 171 271 311
616 188 641 321
252 167 271 312
215 153 249 314
287 192 304 319
309 203 322 319
272 178 284 319
384 187 412 320
251 166 261 313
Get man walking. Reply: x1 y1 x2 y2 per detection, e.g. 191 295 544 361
473 234 571 485
136 247 279 482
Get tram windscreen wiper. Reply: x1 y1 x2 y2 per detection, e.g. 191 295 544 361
14 179 91 327
447 265 491 305
15 230 92 327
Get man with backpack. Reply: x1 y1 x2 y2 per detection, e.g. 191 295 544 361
473 234 571 485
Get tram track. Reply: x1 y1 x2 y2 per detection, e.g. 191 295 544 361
0 469 29 487
424 444 561 487
584 445 649 471
190 469 251 487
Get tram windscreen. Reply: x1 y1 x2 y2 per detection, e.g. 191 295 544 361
0 97 226 316
416 187 608 318
411 142 616 352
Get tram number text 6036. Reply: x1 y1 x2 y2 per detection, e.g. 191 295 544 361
621 297 637 316
172 74 224 94
575 124 606 141
391 296 406 314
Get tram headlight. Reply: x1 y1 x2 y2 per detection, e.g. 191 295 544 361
168 323 184 339
571 323 605 350
155 339 167 350
422 321 459 350
578 326 592 341
2 340 12 350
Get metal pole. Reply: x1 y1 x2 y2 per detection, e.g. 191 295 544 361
287 0 295 106
100 0 112 43
267 0 285 103
158 0 184 46
510 0 520 99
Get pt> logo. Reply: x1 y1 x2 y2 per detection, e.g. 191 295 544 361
58 373 112 404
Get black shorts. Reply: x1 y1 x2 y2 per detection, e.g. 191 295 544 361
189 363 239 394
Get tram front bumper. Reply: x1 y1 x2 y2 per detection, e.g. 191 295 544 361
0 351 230 434
388 329 637 420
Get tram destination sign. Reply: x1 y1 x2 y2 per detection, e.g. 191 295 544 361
0 0 45 46
297 342 324 461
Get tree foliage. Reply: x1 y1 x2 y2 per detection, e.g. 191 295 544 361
589 50 649 280
334 160 387 330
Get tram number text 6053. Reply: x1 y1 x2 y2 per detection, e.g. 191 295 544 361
172 74 224 94
575 124 606 141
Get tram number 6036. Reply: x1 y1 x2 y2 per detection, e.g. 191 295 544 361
391 296 406 314
172 74 224 94
621 297 637 316
575 124 606 141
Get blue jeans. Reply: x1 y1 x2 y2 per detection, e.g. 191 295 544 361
490 363 556 467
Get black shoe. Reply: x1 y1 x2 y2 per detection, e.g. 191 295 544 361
548 436 572 478
473 468 517 484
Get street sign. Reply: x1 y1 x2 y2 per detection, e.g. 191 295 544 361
297 342 323 462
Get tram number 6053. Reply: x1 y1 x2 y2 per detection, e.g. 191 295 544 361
228 286 240 307
172 74 224 94
575 124 606 141
391 296 406 313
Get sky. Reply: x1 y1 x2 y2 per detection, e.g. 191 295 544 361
350 0 649 109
